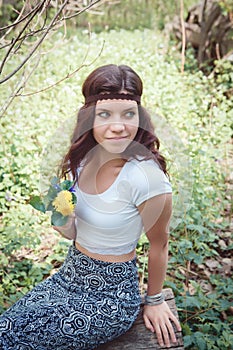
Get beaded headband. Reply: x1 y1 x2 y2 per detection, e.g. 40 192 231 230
85 93 141 105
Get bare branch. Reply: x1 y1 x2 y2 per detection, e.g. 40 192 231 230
0 0 107 84
0 55 41 119
58 0 104 22
11 3 52 56
18 34 105 97
0 0 28 45
180 0 186 73
0 1 47 75
0 0 68 84
0 1 106 51
0 1 44 32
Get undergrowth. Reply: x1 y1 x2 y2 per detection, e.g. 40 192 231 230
0 28 232 349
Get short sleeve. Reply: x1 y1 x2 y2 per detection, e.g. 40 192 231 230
129 159 172 206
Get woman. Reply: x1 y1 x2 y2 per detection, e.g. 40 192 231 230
0 64 181 349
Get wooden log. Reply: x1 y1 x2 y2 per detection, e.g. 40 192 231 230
97 288 184 350
168 0 233 69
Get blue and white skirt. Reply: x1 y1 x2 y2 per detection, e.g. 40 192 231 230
0 243 141 350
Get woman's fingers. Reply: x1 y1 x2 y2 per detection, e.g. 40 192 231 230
170 312 182 332
163 319 176 346
154 323 165 347
143 314 170 348
155 321 176 348
143 314 155 333
143 303 182 348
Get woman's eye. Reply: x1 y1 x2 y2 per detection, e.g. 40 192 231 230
125 111 135 118
97 111 110 118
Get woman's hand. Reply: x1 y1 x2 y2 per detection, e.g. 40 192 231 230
53 213 76 240
143 301 182 348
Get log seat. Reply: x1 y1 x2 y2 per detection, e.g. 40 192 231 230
97 288 184 350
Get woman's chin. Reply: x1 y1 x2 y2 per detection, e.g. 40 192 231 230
100 141 131 155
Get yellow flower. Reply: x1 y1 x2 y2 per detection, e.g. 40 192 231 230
52 190 74 216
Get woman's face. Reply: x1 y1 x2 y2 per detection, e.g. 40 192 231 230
93 99 139 155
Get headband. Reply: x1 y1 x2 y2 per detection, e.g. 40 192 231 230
85 93 141 105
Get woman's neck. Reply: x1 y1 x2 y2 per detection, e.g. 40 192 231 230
93 148 126 168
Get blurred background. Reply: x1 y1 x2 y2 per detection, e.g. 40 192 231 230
0 1 232 348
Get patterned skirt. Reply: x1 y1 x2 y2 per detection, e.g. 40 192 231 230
0 243 141 350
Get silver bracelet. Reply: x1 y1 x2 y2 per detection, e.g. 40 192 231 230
144 292 165 306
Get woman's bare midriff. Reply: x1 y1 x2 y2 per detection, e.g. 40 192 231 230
75 242 136 263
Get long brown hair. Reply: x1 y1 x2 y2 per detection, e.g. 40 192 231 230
61 64 167 181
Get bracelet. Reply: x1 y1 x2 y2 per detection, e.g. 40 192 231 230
144 292 165 306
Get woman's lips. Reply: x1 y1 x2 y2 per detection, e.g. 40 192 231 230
106 136 129 140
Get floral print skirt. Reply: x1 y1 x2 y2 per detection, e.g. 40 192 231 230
0 243 141 350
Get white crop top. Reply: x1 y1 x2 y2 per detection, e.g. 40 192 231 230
74 158 172 255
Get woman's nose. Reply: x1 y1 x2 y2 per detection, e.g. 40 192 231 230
109 122 126 132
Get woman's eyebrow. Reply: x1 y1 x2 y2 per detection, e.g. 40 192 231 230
122 107 137 112
95 106 137 112
95 108 110 112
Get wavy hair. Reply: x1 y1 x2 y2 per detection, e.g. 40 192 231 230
61 64 167 181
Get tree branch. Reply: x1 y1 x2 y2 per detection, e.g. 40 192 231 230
17 37 105 97
0 0 104 50
197 2 222 66
200 0 207 25
180 0 186 73
57 0 103 22
0 55 41 119
0 0 105 84
0 1 48 75
0 0 68 84
0 0 44 32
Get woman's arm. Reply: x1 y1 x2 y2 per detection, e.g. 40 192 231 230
138 193 181 348
53 213 77 240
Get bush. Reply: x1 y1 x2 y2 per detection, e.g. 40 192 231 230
0 28 232 349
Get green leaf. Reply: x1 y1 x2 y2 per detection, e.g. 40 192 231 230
47 185 59 198
187 251 203 264
186 224 204 234
50 176 59 186
29 196 46 213
43 187 58 208
183 335 194 347
51 211 68 226
71 192 77 204
180 295 201 309
60 180 73 190
46 202 54 211
194 332 207 350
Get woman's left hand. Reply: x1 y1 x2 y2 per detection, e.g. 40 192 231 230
143 301 182 348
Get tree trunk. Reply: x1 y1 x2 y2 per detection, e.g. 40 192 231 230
170 0 233 70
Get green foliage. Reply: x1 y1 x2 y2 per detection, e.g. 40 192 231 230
0 28 232 349
0 0 197 33
213 59 233 99
0 255 53 314
0 1 24 28
218 0 233 16
178 278 233 350
29 177 77 226
29 196 46 213
71 0 197 31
